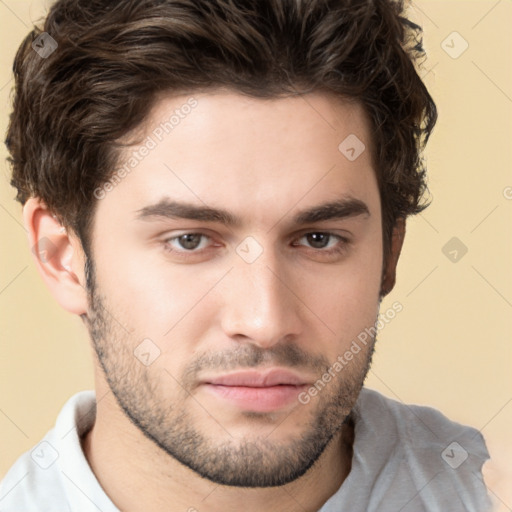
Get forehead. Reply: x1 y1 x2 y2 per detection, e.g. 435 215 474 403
94 89 379 232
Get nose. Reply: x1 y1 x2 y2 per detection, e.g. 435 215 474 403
219 251 303 350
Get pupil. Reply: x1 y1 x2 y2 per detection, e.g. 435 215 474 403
181 234 201 250
308 233 328 249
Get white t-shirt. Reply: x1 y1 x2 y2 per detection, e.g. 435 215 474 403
0 388 492 511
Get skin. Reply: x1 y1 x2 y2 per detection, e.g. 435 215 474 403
23 89 405 512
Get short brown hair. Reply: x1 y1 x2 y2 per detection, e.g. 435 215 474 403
6 0 437 261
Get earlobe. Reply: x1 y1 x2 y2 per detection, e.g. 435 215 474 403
23 198 89 316
380 217 406 298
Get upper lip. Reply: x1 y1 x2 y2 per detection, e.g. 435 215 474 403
203 368 309 387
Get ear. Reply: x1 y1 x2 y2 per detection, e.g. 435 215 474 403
23 197 89 315
380 217 406 298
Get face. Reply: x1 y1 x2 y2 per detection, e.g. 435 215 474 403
83 90 384 487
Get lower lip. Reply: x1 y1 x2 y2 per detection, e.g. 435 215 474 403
203 384 307 413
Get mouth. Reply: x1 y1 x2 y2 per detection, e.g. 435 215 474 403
201 368 310 413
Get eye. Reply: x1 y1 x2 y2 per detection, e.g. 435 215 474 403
164 233 212 252
161 231 350 259
292 232 348 254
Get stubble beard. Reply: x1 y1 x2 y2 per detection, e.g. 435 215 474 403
82 256 376 487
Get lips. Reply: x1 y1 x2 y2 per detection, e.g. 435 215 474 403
203 368 308 387
201 368 310 413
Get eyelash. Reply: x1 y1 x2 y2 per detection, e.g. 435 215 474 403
162 232 350 259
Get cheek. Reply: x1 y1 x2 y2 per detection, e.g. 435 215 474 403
305 237 383 346
312 276 380 342
92 245 223 366
90 245 164 336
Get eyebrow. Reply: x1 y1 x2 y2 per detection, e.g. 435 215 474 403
134 196 370 227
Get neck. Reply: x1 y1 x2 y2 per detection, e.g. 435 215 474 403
82 385 354 512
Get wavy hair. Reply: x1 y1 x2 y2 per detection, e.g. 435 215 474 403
6 0 437 260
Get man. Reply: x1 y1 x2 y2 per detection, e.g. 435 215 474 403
0 0 491 510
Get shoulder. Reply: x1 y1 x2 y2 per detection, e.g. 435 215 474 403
0 391 100 512
357 387 489 458
353 387 492 511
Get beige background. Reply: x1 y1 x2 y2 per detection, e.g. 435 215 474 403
1 0 511 509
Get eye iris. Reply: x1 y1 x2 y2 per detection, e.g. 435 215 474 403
307 233 330 249
179 234 202 250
